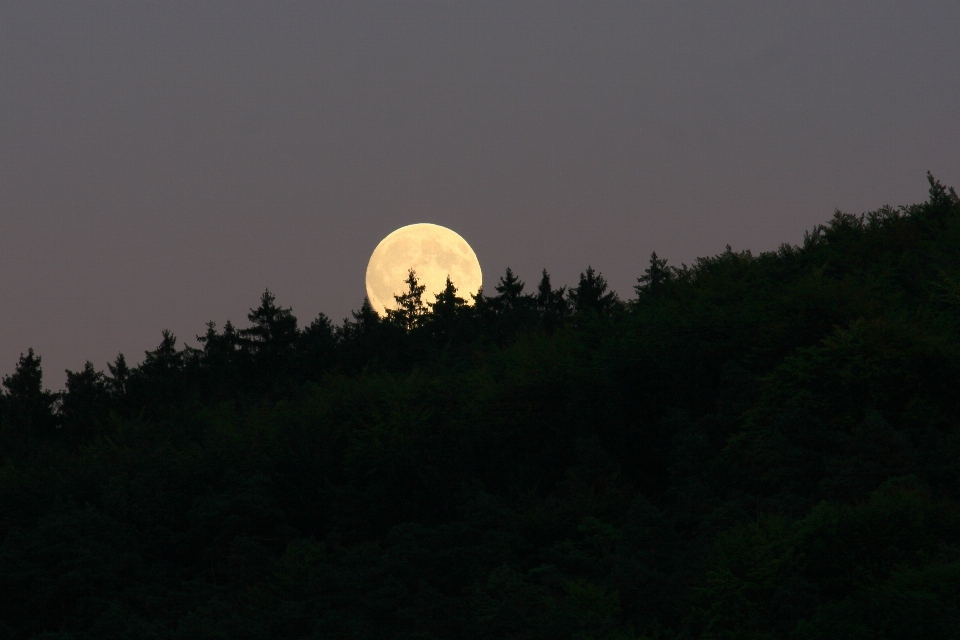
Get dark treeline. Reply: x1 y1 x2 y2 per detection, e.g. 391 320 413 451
1 175 959 639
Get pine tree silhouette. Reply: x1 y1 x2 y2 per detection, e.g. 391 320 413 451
240 290 299 355
1 349 56 432
62 362 110 430
388 269 427 331
569 266 618 314
350 298 381 335
536 269 568 317
635 252 672 298
300 312 337 378
106 353 129 398
428 276 467 337
494 268 525 304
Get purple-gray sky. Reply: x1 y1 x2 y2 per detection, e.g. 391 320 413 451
2 2 959 387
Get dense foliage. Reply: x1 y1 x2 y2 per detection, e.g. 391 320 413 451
2 176 959 639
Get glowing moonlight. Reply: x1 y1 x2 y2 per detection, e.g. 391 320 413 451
365 223 482 316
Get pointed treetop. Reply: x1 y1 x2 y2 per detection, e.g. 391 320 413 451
569 266 618 314
141 330 183 373
241 289 298 349
351 297 381 331
536 269 554 301
495 267 525 300
387 269 427 330
635 252 672 297
430 275 467 318
107 353 129 395
536 269 568 316
2 348 44 398
927 171 960 209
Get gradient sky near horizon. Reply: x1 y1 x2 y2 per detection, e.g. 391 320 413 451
2 2 959 387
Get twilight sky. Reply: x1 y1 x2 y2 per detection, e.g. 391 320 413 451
1 2 959 387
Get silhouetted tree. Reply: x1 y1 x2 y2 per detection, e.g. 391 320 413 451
240 290 299 356
432 276 466 316
61 362 110 431
106 353 129 399
924 171 960 224
127 330 187 412
194 321 243 402
197 320 241 360
141 330 182 375
0 175 957 640
494 267 525 308
1 349 56 432
635 252 672 298
569 266 619 314
232 291 301 394
463 285 495 329
427 276 467 339
342 298 381 338
337 298 400 371
387 269 427 331
536 269 569 319
300 313 337 378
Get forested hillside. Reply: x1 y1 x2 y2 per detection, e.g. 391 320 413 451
2 176 959 639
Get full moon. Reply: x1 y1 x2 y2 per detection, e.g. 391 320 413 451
365 223 483 316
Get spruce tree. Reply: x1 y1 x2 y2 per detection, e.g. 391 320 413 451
106 353 129 398
337 297 393 371
427 276 467 339
569 266 619 314
634 252 672 298
197 320 241 361
350 298 381 335
61 362 110 431
1 349 56 432
300 312 337 378
240 290 299 355
125 330 189 413
494 267 525 306
193 321 244 402
387 269 427 331
140 330 182 375
925 171 960 223
536 269 568 317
